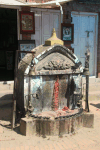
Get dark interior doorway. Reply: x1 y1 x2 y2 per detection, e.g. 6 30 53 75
0 8 17 81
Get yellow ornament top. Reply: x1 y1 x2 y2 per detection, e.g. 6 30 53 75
45 28 64 46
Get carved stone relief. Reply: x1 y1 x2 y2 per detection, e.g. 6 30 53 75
43 60 71 70
35 52 74 71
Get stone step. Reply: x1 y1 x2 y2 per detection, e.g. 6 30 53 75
82 77 100 84
83 94 100 101
82 79 100 101
82 84 100 92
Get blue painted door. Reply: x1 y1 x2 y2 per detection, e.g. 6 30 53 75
71 13 96 76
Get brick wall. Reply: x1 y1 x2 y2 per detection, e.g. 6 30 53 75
21 6 30 11
62 1 100 77
21 7 31 40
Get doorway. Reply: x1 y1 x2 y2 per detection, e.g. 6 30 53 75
0 8 18 81
71 12 98 76
32 9 61 47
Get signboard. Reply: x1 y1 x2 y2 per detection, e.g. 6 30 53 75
61 23 74 44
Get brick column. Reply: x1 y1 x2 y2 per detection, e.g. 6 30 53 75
21 7 31 40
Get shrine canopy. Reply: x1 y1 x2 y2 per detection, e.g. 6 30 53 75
0 0 72 8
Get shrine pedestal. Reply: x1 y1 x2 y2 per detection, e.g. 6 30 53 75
20 118 36 136
20 111 84 136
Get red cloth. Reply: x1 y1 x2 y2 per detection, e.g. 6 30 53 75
62 106 68 111
53 79 59 110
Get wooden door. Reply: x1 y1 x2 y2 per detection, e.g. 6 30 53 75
42 11 60 44
71 12 97 76
31 11 42 47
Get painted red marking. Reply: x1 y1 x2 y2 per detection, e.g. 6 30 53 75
53 77 59 111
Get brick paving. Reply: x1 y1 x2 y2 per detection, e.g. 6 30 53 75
0 104 100 150
0 81 100 149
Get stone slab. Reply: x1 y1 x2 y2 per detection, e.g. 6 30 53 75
20 117 36 136
83 113 94 128
20 113 83 136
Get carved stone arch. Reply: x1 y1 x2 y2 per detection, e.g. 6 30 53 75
36 45 76 63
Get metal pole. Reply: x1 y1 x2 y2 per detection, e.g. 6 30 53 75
84 49 90 112
85 75 89 112
11 50 18 129
67 75 70 108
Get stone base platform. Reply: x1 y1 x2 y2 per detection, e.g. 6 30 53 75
20 118 36 136
20 110 83 136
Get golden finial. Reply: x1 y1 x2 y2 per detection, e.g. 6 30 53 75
45 28 64 46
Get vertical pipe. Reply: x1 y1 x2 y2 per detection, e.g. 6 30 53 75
28 75 31 105
85 75 89 112
56 2 63 23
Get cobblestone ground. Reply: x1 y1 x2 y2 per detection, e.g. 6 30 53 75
0 82 100 150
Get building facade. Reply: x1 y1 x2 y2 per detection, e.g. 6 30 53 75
0 0 100 81
0 0 62 81
62 0 100 77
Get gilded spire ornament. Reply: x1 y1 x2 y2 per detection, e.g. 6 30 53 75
45 28 64 46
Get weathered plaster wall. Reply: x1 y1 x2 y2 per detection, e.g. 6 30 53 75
62 0 100 77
